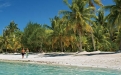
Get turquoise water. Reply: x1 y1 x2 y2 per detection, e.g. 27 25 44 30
0 61 121 75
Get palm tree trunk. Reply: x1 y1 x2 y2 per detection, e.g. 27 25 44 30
40 42 43 52
119 40 121 50
5 42 7 53
6 46 7 53
91 32 96 51
78 31 82 52
95 39 98 51
60 38 63 52
119 29 121 50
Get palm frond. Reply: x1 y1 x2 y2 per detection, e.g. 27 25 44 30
103 5 115 11
59 10 71 15
93 0 103 6
63 0 71 9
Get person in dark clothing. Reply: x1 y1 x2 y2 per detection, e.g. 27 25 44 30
21 48 25 59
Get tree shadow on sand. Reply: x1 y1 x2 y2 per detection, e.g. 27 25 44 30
43 53 73 57
75 51 121 56
39 51 120 57
83 52 116 56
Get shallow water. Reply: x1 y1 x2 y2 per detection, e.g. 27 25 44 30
0 61 121 75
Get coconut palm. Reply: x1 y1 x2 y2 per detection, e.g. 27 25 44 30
88 0 103 51
2 29 11 53
103 0 121 50
49 16 70 52
8 31 22 52
4 21 21 52
59 0 95 52
6 21 19 32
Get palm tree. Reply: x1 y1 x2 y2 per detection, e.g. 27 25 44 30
9 31 22 52
59 0 95 52
7 21 18 31
88 0 103 51
5 21 20 52
6 21 19 37
104 0 121 50
49 16 69 52
2 29 10 53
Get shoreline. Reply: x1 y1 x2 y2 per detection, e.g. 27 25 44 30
0 52 121 71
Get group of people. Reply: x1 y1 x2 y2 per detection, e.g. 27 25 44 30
21 48 29 59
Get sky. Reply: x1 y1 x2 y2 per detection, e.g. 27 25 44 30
0 0 114 35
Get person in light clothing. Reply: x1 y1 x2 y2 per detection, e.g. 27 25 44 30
26 48 29 58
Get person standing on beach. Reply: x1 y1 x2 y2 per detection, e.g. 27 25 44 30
26 48 29 58
21 48 25 59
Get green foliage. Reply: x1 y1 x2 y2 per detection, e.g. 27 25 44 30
21 22 46 52
1 21 21 52
1 0 121 53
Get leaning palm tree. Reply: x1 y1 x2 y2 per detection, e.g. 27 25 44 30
92 9 105 50
88 0 103 51
59 0 95 52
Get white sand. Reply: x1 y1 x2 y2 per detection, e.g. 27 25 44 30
0 52 121 70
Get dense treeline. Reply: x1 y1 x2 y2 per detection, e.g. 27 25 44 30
0 0 121 53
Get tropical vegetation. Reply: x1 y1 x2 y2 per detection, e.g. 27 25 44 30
0 0 120 53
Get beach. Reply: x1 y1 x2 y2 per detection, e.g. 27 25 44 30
0 51 121 70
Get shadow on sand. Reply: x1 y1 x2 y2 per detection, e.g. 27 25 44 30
83 52 116 56
40 51 120 57
43 53 73 57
